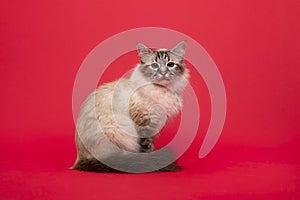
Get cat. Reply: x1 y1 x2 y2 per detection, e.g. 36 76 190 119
72 41 189 173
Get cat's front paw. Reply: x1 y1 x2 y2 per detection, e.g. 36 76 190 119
139 138 154 152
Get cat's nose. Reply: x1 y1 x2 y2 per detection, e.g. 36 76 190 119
160 67 167 75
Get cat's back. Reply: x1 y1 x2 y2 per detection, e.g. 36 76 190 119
91 78 135 118
94 78 133 103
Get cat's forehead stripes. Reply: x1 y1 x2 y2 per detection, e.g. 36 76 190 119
155 51 170 62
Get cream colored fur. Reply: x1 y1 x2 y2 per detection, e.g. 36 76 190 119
73 53 189 169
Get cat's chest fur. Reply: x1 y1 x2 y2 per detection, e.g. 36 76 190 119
128 83 182 138
132 84 182 118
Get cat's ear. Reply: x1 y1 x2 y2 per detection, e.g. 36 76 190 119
171 40 186 58
136 43 153 61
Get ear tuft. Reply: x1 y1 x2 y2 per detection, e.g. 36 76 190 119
136 43 152 58
171 40 186 58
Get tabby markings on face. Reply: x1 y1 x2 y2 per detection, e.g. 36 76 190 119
140 50 185 84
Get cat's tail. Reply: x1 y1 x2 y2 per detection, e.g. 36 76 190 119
71 148 180 173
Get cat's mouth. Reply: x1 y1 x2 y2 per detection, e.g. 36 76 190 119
153 76 171 85
155 74 172 81
157 76 170 81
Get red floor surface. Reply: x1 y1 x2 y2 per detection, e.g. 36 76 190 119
1 0 299 199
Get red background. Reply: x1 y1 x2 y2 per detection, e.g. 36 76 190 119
0 0 299 199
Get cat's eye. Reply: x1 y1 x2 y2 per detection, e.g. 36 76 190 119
151 63 159 69
167 62 175 68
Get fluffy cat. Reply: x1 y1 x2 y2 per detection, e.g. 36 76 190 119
72 41 189 173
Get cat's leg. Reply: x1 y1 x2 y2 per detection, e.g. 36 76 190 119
139 137 154 152
137 132 180 172
136 127 155 152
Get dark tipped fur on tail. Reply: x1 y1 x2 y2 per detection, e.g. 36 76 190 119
72 158 180 173
72 158 120 173
72 149 181 173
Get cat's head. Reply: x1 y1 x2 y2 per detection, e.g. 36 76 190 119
136 41 187 86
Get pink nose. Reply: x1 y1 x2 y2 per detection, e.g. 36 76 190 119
160 67 167 75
